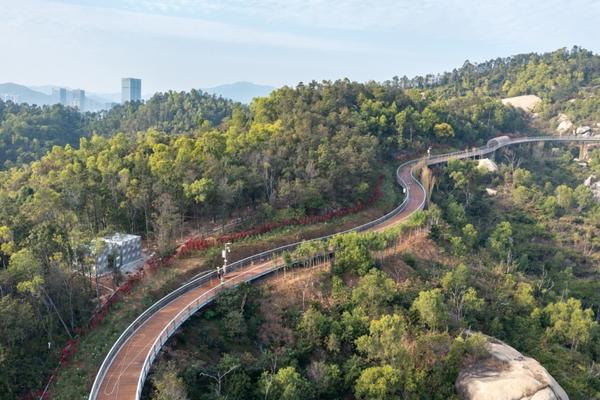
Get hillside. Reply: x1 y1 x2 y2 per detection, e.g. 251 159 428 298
144 144 600 399
0 47 600 400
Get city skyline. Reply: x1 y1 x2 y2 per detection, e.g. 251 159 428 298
0 0 599 93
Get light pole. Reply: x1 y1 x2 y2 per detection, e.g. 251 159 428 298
218 242 231 284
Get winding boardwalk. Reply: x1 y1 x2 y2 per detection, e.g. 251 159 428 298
90 135 600 400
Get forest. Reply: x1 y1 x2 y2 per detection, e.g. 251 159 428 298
0 46 599 399
146 145 600 400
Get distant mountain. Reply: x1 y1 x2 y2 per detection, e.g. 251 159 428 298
0 83 52 105
2 81 275 108
202 81 274 103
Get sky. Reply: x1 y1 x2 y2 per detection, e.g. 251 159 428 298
1 0 599 94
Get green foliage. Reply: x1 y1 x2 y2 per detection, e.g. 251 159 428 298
3 47 600 398
306 361 342 399
574 184 594 211
411 289 449 330
355 314 409 364
152 364 189 400
351 269 397 317
297 306 330 352
488 221 514 264
354 365 402 400
433 122 455 138
259 366 313 400
330 233 385 275
538 298 597 351
555 184 574 209
442 264 483 326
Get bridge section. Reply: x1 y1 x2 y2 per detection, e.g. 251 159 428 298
90 135 600 400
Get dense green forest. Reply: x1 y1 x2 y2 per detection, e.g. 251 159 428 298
0 47 599 399
0 80 519 399
146 145 600 400
0 90 236 168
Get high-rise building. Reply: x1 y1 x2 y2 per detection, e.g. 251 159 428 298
121 78 142 103
52 88 67 105
71 89 85 111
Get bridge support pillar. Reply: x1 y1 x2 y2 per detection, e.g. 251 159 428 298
580 144 589 160
533 141 545 158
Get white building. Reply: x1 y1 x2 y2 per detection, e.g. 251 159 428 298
94 233 142 274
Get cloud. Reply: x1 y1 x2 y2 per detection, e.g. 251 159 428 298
0 0 364 52
121 0 600 47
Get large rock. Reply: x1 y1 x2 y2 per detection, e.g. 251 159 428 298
501 95 542 112
583 175 600 203
477 158 498 172
457 335 568 400
575 126 592 135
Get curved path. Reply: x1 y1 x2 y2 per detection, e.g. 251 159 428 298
90 135 600 400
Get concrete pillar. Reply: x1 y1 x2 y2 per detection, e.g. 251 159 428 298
533 141 544 158
580 144 589 160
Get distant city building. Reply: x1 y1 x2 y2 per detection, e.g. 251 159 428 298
93 233 143 275
52 87 67 105
71 89 86 110
121 78 142 103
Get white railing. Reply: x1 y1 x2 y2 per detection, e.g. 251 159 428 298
89 134 600 400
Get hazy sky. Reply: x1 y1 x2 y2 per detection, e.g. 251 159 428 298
1 0 599 94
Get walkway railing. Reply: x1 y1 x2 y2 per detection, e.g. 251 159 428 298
89 134 600 400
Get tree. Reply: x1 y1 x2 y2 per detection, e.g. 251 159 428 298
0 226 14 268
330 233 385 276
355 314 409 364
433 122 455 138
259 366 313 400
540 195 559 217
354 365 402 400
183 177 214 205
512 168 532 187
441 264 483 325
351 269 397 317
555 184 574 209
461 224 478 249
574 184 594 211
198 354 241 398
488 221 513 265
395 106 417 144
152 365 188 400
306 361 342 399
411 289 448 330
152 193 180 255
540 298 596 350
297 306 330 351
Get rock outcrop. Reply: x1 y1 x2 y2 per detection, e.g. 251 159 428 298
457 335 569 400
584 175 600 203
575 126 592 136
477 158 498 172
501 95 542 112
556 114 573 134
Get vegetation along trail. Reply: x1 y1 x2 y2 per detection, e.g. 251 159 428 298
90 134 600 400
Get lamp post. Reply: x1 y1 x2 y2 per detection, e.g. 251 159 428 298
218 242 231 284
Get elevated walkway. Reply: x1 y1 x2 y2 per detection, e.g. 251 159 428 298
90 135 600 400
